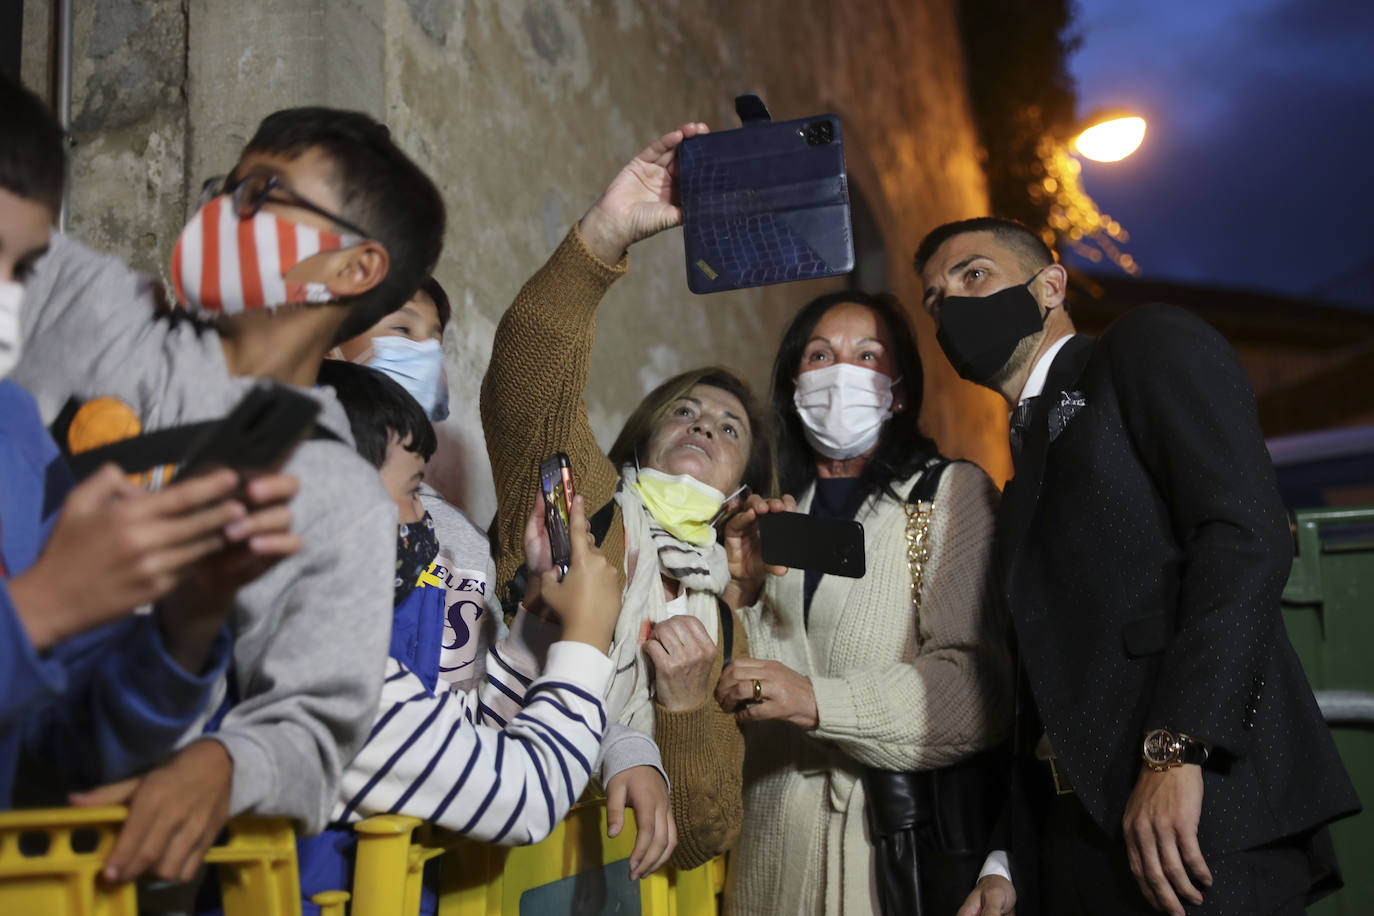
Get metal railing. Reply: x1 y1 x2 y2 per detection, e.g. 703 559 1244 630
1317 690 1374 728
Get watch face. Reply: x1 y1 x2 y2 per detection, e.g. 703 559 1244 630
1143 729 1177 765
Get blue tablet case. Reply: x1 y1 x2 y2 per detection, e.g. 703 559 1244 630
679 95 854 294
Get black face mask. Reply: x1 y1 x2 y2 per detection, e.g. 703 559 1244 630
394 512 439 606
935 271 1045 386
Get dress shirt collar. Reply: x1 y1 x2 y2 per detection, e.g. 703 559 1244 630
1017 334 1076 405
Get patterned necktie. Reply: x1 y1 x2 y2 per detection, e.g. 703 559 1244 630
1008 395 1039 466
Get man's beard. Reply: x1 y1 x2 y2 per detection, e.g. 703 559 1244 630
987 330 1045 397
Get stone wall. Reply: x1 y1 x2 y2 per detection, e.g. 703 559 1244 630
22 0 1007 523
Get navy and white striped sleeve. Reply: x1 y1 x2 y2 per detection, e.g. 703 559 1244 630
331 641 613 845
477 639 539 728
476 604 560 727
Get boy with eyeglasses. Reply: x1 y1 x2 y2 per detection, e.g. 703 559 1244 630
13 106 446 883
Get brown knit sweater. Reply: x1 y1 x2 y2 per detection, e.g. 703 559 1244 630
480 224 746 868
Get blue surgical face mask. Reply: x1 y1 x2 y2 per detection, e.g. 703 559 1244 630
361 336 450 421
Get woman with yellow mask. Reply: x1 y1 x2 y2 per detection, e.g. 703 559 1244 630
481 123 779 878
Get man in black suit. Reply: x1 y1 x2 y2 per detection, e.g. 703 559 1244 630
914 218 1359 916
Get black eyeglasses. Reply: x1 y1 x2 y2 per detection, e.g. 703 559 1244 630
199 173 372 239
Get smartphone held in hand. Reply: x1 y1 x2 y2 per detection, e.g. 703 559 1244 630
175 381 320 481
539 452 576 578
758 512 866 578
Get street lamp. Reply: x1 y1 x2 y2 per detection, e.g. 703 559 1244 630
1074 114 1147 163
1028 108 1147 274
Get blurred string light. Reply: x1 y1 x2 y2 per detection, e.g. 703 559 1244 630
1028 112 1144 275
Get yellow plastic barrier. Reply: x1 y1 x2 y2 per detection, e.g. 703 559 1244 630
346 798 725 916
0 806 136 916
0 802 725 916
0 807 304 916
201 815 303 916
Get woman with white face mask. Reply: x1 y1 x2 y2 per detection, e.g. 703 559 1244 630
715 291 1012 916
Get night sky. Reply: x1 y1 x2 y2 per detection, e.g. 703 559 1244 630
1065 0 1374 311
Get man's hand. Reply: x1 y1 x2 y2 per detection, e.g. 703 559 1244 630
69 739 233 883
957 875 1017 916
643 615 716 712
715 657 818 729
1123 764 1212 915
578 122 709 264
720 494 796 611
9 465 243 650
605 764 676 880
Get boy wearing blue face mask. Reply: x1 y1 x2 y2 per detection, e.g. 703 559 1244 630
329 276 500 687
331 276 451 421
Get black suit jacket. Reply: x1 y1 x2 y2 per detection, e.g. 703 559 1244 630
997 306 1358 891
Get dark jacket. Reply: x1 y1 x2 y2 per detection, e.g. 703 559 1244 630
997 306 1358 901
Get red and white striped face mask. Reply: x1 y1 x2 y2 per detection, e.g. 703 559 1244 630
170 195 363 316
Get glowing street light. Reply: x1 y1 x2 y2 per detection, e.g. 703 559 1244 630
1032 109 1147 274
1073 115 1147 163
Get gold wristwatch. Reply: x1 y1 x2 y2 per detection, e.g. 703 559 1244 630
1142 729 1209 771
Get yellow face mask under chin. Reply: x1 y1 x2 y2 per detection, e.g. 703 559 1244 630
631 467 730 547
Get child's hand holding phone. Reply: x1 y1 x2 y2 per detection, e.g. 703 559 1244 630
520 490 554 613
536 495 622 653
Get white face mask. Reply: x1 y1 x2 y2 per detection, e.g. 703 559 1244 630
0 280 24 378
358 336 450 421
792 363 899 460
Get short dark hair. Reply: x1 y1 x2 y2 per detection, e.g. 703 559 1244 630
0 73 66 212
913 216 1055 276
317 359 437 468
243 107 446 345
608 366 777 499
770 290 938 503
419 276 451 333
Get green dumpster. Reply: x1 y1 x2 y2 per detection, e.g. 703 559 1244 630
1282 505 1374 914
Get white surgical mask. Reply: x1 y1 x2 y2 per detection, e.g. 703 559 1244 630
792 363 898 460
0 280 24 378
359 336 450 421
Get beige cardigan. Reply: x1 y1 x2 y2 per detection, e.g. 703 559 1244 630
726 462 1011 916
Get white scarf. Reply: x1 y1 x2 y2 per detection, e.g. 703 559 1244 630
603 468 730 734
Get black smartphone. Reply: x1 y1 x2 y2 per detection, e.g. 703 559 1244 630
758 512 866 578
539 452 576 577
175 381 320 481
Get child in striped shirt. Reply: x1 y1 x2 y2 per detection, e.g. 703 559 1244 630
294 360 622 914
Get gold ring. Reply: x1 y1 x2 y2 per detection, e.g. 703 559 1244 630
752 678 763 703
